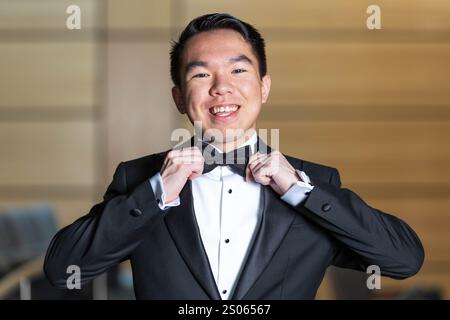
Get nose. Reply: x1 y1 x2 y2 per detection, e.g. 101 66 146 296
209 74 234 96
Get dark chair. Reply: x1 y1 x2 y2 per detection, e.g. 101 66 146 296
0 204 58 270
0 203 134 300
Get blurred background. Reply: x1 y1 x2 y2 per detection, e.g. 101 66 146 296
0 0 449 300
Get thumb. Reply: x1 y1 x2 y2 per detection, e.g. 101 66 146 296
188 172 201 180
245 165 253 182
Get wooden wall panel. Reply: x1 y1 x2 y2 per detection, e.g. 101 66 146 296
0 122 95 187
0 0 98 30
180 0 450 31
257 121 450 184
106 42 185 178
107 0 171 30
0 43 96 108
266 43 450 107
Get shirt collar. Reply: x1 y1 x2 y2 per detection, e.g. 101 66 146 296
193 132 258 180
194 132 258 155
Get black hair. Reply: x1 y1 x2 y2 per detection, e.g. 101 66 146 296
170 13 267 87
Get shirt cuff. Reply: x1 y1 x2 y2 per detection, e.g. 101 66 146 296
149 172 180 211
280 170 314 207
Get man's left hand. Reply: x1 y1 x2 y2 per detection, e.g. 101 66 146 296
245 150 301 195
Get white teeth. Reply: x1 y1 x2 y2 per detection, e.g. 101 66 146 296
211 105 239 115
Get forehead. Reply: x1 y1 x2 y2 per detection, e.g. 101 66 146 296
182 29 256 65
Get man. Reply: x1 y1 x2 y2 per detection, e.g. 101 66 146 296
44 13 424 300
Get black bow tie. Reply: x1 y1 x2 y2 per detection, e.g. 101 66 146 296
200 142 254 177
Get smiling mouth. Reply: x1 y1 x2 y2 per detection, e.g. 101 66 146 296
208 104 240 117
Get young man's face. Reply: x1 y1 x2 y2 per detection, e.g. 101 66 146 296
172 29 271 144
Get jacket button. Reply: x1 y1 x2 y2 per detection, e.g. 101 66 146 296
322 203 332 212
130 208 143 216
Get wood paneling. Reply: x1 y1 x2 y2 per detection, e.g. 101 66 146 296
0 122 96 187
107 0 171 30
266 43 450 107
0 43 96 108
180 0 450 31
257 121 450 184
0 0 98 30
260 105 450 122
106 41 184 178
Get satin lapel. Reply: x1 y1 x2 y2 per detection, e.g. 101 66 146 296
230 137 296 300
164 180 221 300
230 185 296 300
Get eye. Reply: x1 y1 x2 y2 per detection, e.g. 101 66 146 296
232 68 247 74
193 73 209 78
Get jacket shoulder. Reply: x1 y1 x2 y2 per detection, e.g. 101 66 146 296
118 150 170 188
284 154 339 185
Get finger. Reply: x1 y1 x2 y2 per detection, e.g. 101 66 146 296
245 164 255 182
255 157 281 176
171 155 204 164
246 153 268 181
171 149 204 161
178 147 203 161
161 151 177 172
245 165 252 182
247 153 267 172
184 145 203 154
258 166 276 178
252 171 271 185
248 152 266 166
188 172 202 180
250 155 272 174
245 153 265 181
162 150 175 170
160 158 168 172
188 161 205 176
177 162 203 180
173 146 202 157
252 166 273 185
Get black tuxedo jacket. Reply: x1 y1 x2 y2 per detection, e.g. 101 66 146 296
44 138 424 299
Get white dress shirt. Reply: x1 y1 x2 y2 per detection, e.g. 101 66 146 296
149 133 313 299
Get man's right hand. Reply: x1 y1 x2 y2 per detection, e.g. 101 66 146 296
160 146 204 203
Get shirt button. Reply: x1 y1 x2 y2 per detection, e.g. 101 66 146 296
222 290 227 294
225 239 230 243
130 208 143 216
228 189 232 194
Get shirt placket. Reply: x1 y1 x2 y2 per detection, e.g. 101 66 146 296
217 168 235 299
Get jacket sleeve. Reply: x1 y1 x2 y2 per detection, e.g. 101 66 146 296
44 162 162 288
294 168 425 279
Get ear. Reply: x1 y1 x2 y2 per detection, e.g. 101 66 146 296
172 86 186 114
260 74 271 104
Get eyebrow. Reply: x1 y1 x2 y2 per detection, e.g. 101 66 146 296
229 54 253 65
185 54 253 74
185 60 208 74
